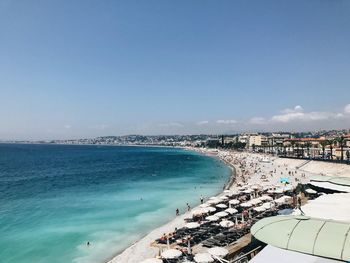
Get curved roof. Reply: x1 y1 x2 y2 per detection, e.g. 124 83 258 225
310 175 350 187
251 215 350 261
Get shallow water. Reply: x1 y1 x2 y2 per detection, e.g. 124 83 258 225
0 144 231 263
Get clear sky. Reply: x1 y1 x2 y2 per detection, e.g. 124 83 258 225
0 0 349 140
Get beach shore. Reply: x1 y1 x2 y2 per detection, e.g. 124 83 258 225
108 148 350 263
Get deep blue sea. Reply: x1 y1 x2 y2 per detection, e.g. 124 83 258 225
0 144 231 263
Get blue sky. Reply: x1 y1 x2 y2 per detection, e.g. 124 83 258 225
0 0 349 140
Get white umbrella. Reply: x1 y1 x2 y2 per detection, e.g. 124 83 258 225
259 195 273 202
205 215 220 222
229 199 240 205
249 199 262 205
194 253 214 263
207 199 221 205
206 206 216 213
216 203 228 209
220 196 229 200
208 247 229 257
200 203 210 208
251 185 260 190
225 207 238 214
262 202 274 209
243 189 254 194
140 258 163 263
186 222 200 229
214 211 228 218
161 249 182 259
219 220 234 228
240 202 252 208
224 190 231 194
192 209 205 216
253 206 266 213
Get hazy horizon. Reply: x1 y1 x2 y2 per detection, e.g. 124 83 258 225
1 1 350 140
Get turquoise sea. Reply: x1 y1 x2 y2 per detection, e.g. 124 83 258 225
0 144 231 263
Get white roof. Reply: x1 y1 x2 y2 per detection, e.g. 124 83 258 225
249 245 341 263
309 181 350 193
293 193 350 222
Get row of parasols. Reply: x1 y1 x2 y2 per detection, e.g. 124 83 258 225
141 246 229 263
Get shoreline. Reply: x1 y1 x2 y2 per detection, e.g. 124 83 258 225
107 147 238 263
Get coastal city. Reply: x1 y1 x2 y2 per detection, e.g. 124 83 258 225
7 129 350 162
1 1 350 263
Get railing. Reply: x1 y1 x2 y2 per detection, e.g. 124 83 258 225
229 246 263 263
278 155 350 165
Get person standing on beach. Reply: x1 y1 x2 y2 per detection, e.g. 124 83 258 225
200 196 204 204
187 203 190 211
176 208 179 216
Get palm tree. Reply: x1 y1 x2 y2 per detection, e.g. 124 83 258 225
290 141 296 156
328 139 335 160
335 136 345 161
320 140 328 159
305 142 312 158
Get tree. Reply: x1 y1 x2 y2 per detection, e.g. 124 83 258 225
327 139 335 160
320 140 328 159
335 136 345 161
290 141 296 156
305 142 312 158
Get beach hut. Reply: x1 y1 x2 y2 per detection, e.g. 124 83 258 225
140 258 163 263
161 249 182 259
194 253 214 263
208 247 229 258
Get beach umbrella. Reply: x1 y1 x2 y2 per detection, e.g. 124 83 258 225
240 202 252 208
140 258 163 263
208 247 229 258
249 199 262 205
225 208 238 214
229 199 240 206
259 195 273 202
216 203 228 209
219 220 234 228
224 190 231 194
253 206 266 213
207 198 221 205
186 222 200 229
251 185 260 190
262 202 274 210
194 253 214 263
206 206 216 213
219 196 229 200
161 249 182 259
214 211 228 218
243 189 254 194
192 209 205 216
199 203 209 208
205 215 220 222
